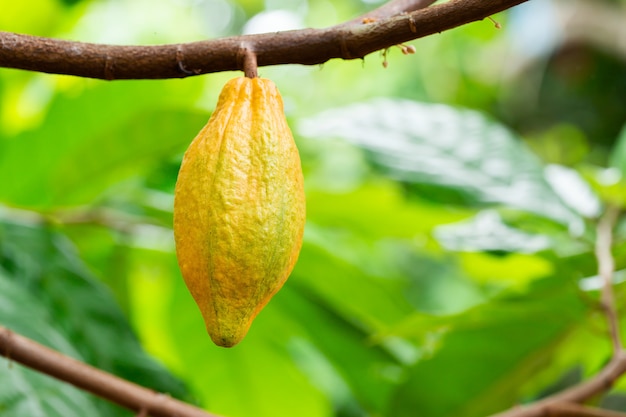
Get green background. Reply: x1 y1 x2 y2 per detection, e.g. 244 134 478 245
2 0 626 416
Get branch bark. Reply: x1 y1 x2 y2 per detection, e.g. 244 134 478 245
0 326 221 417
0 0 528 80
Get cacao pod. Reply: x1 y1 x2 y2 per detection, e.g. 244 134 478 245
173 77 305 348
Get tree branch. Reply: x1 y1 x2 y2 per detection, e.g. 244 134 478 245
595 205 623 355
0 326 221 417
490 352 626 417
545 403 626 417
0 0 528 80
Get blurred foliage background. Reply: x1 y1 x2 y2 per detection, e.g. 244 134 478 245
2 0 626 416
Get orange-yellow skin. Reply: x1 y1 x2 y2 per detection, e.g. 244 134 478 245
173 77 305 348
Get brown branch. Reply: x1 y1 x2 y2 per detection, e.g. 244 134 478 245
490 351 626 417
595 205 623 355
0 326 222 417
0 0 528 80
545 403 626 417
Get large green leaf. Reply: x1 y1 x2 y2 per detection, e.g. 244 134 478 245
278 283 400 415
0 79 206 209
434 210 551 253
387 276 587 417
303 178 488 316
0 220 191 416
306 180 471 240
299 99 582 230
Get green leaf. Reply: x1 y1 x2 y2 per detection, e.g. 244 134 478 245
306 180 472 240
274 282 402 415
0 80 206 209
293 232 417 331
434 210 551 253
457 251 554 290
299 99 581 230
304 179 486 317
543 164 601 218
387 276 587 417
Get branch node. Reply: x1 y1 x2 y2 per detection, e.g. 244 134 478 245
408 15 418 33
339 35 355 60
176 45 200 76
103 55 115 80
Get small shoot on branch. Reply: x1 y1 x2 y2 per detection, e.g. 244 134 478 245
487 16 502 29
380 43 416 68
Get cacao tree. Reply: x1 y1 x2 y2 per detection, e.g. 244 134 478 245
2 1 626 417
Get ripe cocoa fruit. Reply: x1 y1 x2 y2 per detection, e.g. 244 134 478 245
173 77 306 348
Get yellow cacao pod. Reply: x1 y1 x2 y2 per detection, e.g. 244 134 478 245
173 77 305 348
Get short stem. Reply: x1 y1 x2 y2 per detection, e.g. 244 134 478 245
242 48 258 78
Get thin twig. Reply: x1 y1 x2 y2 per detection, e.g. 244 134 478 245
490 351 626 417
0 0 528 80
0 326 221 417
546 403 626 417
595 205 623 355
